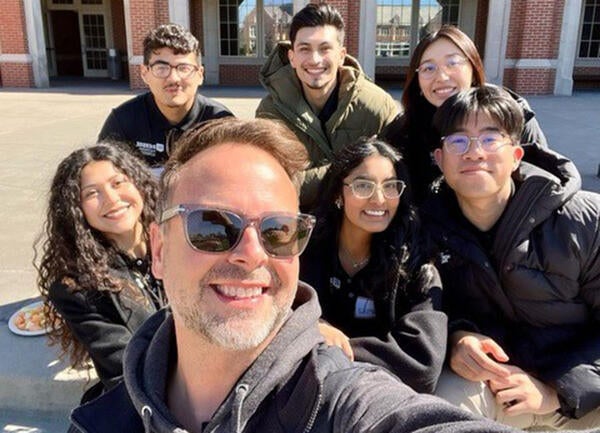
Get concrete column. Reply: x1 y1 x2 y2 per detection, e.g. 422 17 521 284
484 0 511 86
358 0 376 79
554 0 582 95
202 1 219 85
169 0 190 29
23 0 49 88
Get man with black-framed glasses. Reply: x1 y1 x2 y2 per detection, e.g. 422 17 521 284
69 117 553 433
423 85 600 430
98 23 233 168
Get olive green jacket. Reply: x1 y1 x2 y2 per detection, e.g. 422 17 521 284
257 41 399 209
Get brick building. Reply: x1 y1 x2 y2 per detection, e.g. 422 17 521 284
0 0 598 95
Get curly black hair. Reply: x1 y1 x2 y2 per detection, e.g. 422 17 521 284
34 144 158 368
143 23 201 64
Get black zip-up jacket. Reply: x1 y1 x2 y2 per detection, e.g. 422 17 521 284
300 233 447 393
422 147 600 419
98 91 233 166
69 283 535 433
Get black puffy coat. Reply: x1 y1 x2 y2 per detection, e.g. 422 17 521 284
422 147 600 419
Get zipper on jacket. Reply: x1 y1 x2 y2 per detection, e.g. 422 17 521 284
302 388 322 433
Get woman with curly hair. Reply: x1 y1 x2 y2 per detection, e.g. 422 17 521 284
383 25 548 203
35 144 165 401
299 136 447 393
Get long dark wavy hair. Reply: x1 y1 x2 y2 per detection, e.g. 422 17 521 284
312 137 430 312
34 144 158 368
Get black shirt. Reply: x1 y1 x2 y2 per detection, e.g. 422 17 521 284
98 90 234 166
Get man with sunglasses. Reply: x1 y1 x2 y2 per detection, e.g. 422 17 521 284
422 85 600 429
98 23 233 168
69 117 552 433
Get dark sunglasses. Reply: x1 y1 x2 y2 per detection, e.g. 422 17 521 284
160 205 316 258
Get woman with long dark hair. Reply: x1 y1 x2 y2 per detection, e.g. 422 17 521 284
35 144 165 400
300 136 446 393
383 25 548 202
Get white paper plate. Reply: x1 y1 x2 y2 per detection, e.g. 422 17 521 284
8 301 50 336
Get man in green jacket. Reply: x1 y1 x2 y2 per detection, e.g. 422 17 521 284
256 3 398 209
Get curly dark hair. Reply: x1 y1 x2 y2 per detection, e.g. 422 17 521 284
143 23 201 64
34 144 158 369
312 136 431 308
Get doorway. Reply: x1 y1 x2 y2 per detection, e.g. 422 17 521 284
50 10 83 76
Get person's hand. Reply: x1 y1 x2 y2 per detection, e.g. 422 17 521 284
318 321 354 360
488 365 560 416
449 331 511 382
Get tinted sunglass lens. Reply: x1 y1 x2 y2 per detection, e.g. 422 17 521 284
187 209 242 252
261 216 311 257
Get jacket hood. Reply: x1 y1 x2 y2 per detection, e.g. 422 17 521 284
259 40 364 104
123 282 325 433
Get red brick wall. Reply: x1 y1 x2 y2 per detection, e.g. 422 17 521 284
219 64 262 86
506 0 563 59
0 63 34 87
0 0 34 87
128 0 170 89
309 0 358 57
574 66 600 89
503 68 555 95
190 0 205 56
474 0 488 58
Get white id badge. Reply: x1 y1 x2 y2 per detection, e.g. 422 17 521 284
354 296 376 319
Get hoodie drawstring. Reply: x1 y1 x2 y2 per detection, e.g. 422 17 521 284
141 405 153 433
232 384 249 433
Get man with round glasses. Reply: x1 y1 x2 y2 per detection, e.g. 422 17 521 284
98 23 233 167
69 117 545 432
423 85 600 429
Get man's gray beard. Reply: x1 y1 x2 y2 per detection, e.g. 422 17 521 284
175 263 293 350
181 302 290 350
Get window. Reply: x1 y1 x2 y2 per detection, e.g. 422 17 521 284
579 0 600 58
376 0 460 58
219 0 293 57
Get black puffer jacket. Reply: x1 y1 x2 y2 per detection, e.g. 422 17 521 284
382 85 549 203
422 147 600 419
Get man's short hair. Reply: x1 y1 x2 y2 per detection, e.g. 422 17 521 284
143 23 201 65
433 85 525 145
158 118 310 212
289 3 345 46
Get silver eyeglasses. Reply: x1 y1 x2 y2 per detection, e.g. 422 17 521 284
416 55 468 80
343 179 406 200
441 132 512 155
147 61 199 79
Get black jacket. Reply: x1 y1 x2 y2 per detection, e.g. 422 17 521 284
98 91 233 166
48 253 164 391
300 233 446 393
382 86 549 203
422 147 600 419
69 283 529 433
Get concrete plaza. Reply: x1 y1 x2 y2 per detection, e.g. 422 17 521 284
0 81 598 431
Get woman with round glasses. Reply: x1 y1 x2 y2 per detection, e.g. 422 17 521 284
383 25 548 202
35 144 165 402
299 136 447 393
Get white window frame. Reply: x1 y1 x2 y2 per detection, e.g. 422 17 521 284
575 0 600 67
217 0 308 65
375 0 476 67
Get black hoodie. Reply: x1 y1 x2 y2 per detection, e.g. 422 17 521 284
70 283 541 433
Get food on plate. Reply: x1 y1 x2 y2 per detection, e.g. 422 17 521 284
13 304 47 332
